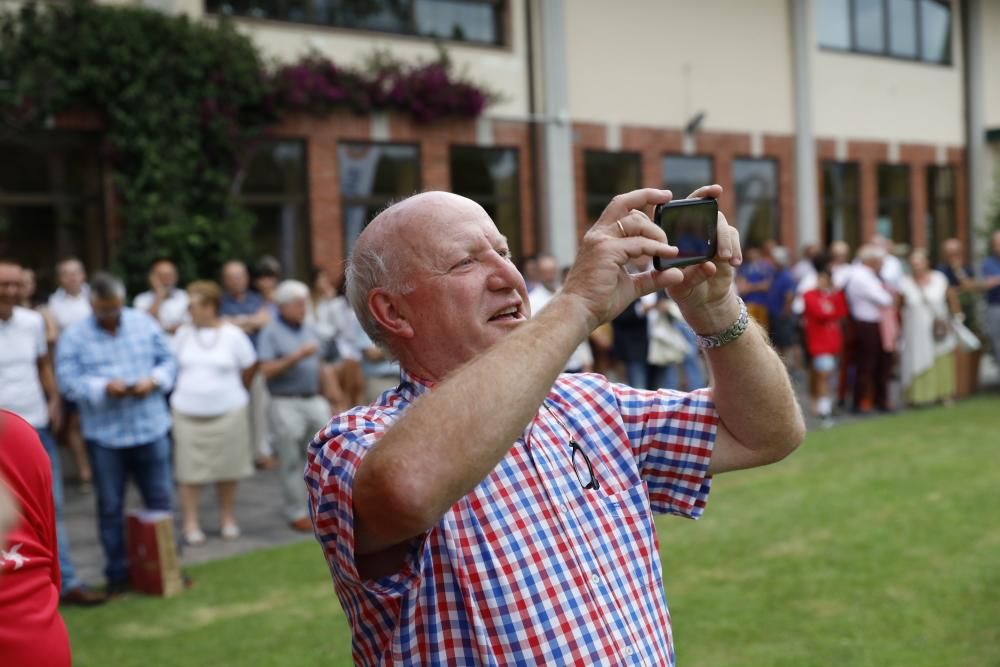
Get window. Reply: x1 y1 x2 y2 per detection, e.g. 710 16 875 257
855 0 885 52
817 0 952 65
817 0 851 49
206 0 504 46
583 151 641 224
822 162 862 251
338 142 420 255
662 155 713 201
732 159 779 250
926 166 956 264
920 0 951 64
450 146 521 258
235 140 311 279
888 0 918 57
0 134 106 296
877 164 911 245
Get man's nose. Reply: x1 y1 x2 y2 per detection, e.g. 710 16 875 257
485 254 522 291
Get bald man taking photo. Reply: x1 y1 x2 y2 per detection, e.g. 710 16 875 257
306 185 805 666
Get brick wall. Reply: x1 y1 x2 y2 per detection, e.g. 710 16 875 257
271 111 537 273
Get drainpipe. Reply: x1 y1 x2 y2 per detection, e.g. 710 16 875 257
535 0 576 266
791 0 819 249
963 0 986 260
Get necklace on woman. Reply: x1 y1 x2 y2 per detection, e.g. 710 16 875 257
192 324 221 349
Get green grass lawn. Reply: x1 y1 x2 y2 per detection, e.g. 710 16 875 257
64 396 1000 666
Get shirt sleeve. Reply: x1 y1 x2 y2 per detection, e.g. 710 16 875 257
614 383 718 518
148 320 176 393
305 407 429 597
54 330 109 407
133 292 151 312
231 326 257 368
32 313 46 359
257 326 277 362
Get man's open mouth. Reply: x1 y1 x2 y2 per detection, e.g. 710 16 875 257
489 306 522 322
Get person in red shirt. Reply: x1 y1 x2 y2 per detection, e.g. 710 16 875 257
802 263 849 427
0 409 72 667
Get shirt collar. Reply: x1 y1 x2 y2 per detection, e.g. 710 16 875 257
398 367 436 400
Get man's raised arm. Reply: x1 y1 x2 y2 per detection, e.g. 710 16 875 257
666 185 806 475
351 189 686 561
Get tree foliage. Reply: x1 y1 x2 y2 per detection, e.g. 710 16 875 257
0 1 495 290
0 0 274 289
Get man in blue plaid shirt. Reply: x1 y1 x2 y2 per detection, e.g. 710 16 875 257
55 272 176 596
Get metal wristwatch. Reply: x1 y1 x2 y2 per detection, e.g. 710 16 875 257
694 297 749 349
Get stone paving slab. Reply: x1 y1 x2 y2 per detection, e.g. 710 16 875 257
63 466 314 587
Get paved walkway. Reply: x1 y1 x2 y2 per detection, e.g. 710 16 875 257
61 354 999 585
63 465 314 586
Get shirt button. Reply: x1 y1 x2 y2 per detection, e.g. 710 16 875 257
561 504 569 513
590 573 601 585
624 646 635 656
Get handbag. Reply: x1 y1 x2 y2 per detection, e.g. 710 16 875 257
918 282 949 342
648 309 690 366
932 317 949 342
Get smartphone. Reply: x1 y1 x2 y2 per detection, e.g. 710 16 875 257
652 197 719 271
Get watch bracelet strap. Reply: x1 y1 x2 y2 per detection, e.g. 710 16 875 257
694 297 749 349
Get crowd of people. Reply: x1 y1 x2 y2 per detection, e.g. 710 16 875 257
2 226 998 614
519 230 999 430
0 253 394 608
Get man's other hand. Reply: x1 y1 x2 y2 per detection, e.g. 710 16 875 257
560 188 687 329
130 378 157 397
666 184 745 334
296 341 320 360
106 379 129 398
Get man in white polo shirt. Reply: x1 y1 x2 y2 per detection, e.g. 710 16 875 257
47 258 91 333
133 257 189 335
0 259 104 605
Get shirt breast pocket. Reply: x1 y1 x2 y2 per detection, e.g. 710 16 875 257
578 480 663 593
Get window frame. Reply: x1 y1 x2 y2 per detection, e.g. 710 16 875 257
731 157 781 248
204 0 507 48
0 132 108 295
818 0 952 66
661 154 715 198
233 138 313 279
338 140 422 256
821 160 862 251
925 164 956 265
448 144 522 258
876 163 912 245
583 149 642 226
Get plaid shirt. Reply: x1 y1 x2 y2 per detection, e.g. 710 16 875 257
55 308 175 447
306 370 717 666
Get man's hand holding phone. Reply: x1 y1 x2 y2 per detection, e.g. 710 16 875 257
106 379 130 398
656 184 744 334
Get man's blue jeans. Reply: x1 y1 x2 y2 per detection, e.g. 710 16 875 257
36 426 80 593
86 435 173 585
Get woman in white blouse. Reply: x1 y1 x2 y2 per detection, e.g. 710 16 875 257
171 281 257 544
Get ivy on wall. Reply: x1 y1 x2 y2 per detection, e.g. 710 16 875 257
0 0 494 290
1 0 273 289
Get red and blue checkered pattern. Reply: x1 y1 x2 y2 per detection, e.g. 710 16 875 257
305 369 717 666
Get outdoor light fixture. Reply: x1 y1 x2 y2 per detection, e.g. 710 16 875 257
684 111 706 135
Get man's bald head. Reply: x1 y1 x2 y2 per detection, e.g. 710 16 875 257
346 191 492 350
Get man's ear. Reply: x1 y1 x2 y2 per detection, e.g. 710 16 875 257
368 290 415 340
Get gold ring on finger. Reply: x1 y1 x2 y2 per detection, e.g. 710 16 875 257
616 219 627 237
